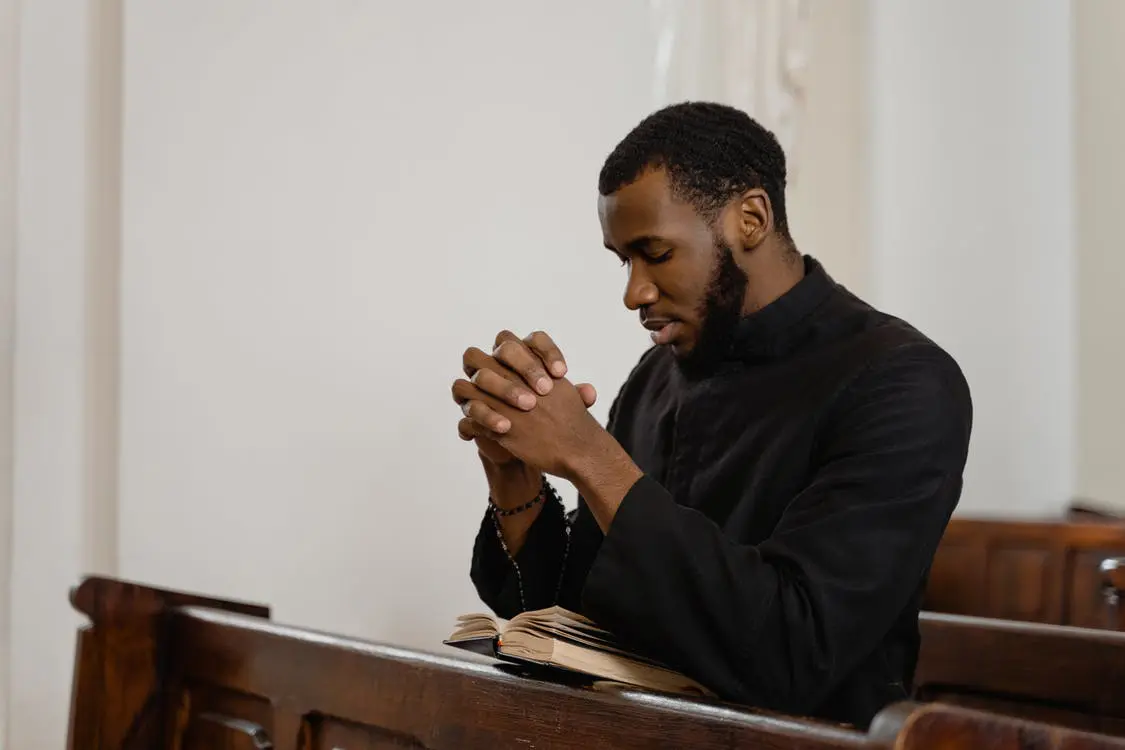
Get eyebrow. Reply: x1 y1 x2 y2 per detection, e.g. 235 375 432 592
604 235 664 253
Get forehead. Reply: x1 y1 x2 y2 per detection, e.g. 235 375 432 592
598 168 707 248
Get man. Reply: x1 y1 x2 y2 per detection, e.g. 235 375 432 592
451 102 972 728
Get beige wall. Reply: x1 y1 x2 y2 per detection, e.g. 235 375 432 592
786 0 870 297
112 0 871 651
869 0 1076 518
1075 0 1125 512
5 2 122 746
0 0 17 743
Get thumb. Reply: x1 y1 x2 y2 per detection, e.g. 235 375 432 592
576 382 597 408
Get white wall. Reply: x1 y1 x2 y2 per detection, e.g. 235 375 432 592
116 0 659 644
115 0 869 647
8 1 95 746
786 0 870 297
0 0 18 743
1075 0 1125 512
5 1 123 747
869 0 1075 517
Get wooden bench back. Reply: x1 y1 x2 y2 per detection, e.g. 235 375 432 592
927 518 1125 629
66 574 269 748
67 577 884 749
67 576 1125 750
916 611 1125 735
872 703 1125 750
170 606 890 749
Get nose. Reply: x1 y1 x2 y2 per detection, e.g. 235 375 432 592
623 263 659 311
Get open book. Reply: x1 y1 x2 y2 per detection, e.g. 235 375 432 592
443 606 712 697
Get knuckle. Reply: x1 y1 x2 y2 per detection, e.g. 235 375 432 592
494 340 522 362
468 401 494 423
474 369 505 397
462 346 486 375
526 330 562 365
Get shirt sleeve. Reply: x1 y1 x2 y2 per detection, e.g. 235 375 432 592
579 346 972 716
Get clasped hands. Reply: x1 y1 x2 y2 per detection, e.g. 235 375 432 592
452 330 604 480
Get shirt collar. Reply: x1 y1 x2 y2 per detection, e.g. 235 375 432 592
725 255 836 362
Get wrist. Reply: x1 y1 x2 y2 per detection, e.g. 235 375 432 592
485 463 544 510
561 428 627 485
562 430 643 533
490 478 552 517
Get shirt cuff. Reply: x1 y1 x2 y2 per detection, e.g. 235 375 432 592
580 474 674 617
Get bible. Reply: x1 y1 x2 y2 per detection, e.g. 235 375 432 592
443 606 712 696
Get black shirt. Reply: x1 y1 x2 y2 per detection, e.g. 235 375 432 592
470 257 972 728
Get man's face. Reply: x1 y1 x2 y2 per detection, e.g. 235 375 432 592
599 168 748 371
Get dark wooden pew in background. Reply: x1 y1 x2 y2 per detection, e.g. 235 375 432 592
916 611 1125 736
67 576 1125 750
926 517 1125 630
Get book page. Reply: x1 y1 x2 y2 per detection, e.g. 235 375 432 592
504 608 666 667
446 607 707 696
510 607 617 646
447 612 501 642
498 633 712 697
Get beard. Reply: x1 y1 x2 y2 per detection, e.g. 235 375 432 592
675 242 749 379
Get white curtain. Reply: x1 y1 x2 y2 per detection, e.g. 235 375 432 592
649 0 810 174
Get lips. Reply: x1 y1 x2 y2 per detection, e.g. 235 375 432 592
641 317 682 346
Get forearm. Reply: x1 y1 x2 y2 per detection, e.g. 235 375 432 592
484 463 546 556
564 430 645 533
494 506 543 556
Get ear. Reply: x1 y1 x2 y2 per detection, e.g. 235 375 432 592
735 188 773 249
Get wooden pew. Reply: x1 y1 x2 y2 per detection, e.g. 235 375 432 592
926 517 1125 629
67 576 1125 750
66 576 881 749
916 611 1125 736
870 703 1125 750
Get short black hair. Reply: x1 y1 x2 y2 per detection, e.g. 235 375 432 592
598 102 790 236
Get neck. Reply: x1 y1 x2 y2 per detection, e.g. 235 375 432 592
740 247 805 315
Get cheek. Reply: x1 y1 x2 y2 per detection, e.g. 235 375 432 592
655 263 710 317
